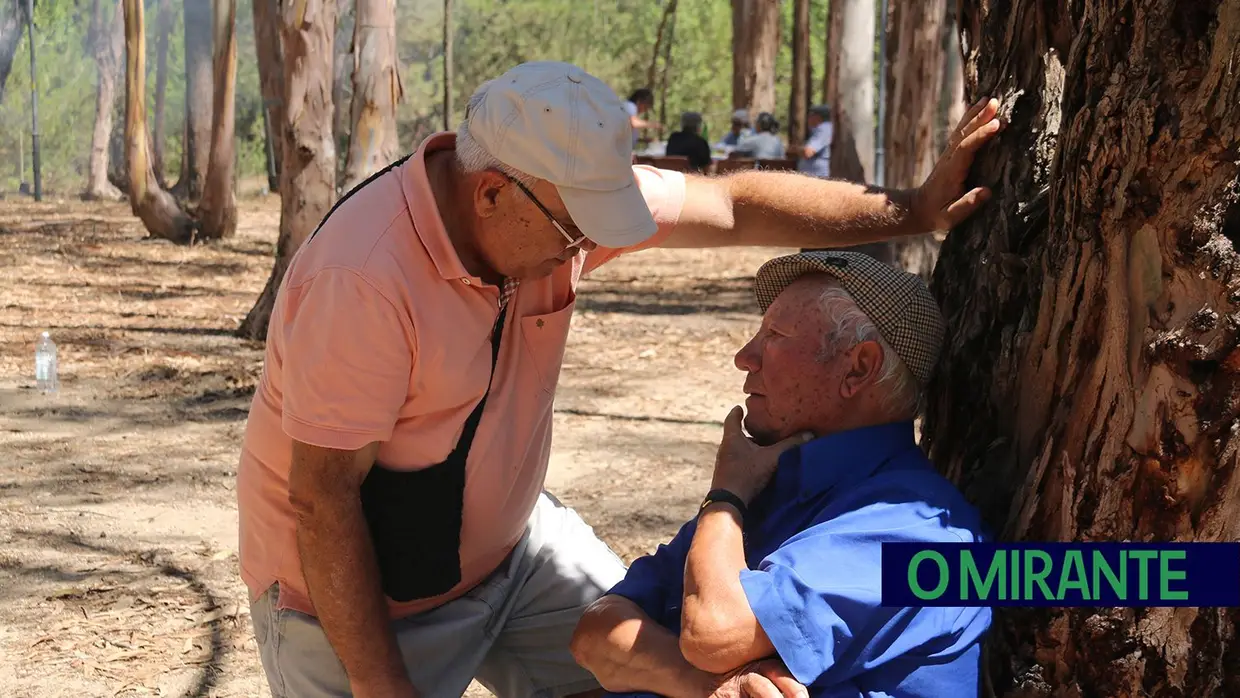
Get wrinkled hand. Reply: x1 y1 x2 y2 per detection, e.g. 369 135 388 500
911 97 1004 232
711 407 812 505
710 658 807 698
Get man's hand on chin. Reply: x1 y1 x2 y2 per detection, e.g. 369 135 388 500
708 659 806 698
911 97 1005 233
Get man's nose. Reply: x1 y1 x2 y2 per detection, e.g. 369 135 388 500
734 339 760 371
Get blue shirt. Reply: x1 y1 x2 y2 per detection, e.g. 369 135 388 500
605 422 991 698
798 121 833 177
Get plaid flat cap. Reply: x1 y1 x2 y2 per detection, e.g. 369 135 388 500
753 250 946 385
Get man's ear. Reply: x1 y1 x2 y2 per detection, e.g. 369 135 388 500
472 170 507 219
839 340 884 399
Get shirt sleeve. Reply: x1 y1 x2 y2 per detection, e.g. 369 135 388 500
606 518 697 618
806 123 833 155
738 507 956 686
583 165 686 274
278 267 416 451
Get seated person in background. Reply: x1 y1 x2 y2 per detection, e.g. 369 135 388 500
665 112 714 173
798 104 834 178
571 251 991 698
625 88 664 146
715 109 752 149
734 112 786 160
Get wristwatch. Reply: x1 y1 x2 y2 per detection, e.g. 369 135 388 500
700 489 748 521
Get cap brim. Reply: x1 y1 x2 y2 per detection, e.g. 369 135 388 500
557 179 658 249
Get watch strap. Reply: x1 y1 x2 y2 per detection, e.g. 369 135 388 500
700 488 748 521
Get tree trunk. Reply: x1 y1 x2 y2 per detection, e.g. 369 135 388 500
442 0 452 130
122 0 195 244
926 2 1240 696
343 0 402 191
198 0 237 240
151 0 173 188
177 0 212 202
731 0 779 116
937 3 965 157
0 0 22 106
239 0 337 341
882 0 947 280
826 0 874 184
821 0 840 105
787 0 810 150
85 0 124 201
251 0 283 193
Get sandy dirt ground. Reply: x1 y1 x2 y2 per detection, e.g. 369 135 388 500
0 197 791 697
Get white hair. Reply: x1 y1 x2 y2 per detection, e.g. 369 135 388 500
455 83 537 186
816 284 921 420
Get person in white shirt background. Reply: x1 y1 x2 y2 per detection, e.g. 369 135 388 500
623 88 663 147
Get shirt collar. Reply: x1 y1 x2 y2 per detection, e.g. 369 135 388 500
775 421 921 501
400 131 471 281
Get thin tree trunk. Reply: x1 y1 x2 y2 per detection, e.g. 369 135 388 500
731 0 779 116
442 0 452 130
883 0 947 281
937 3 964 157
927 1 1240 695
787 0 810 149
198 0 237 239
827 0 874 183
333 0 352 183
239 0 337 340
646 0 678 93
85 0 124 201
821 0 840 105
122 0 195 243
251 0 283 193
343 0 402 191
176 0 212 201
0 0 22 106
151 0 173 188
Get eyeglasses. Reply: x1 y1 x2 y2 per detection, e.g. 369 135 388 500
506 176 588 250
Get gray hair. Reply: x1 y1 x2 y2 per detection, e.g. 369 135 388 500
816 284 920 420
455 83 537 186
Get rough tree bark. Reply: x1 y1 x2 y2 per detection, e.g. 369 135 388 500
0 0 22 106
883 0 948 281
926 1 1240 696
198 0 237 240
152 0 173 188
343 0 402 192
238 0 337 340
731 0 779 116
937 3 965 157
787 0 810 150
826 0 874 184
251 0 283 193
122 0 195 243
177 0 212 201
84 0 124 201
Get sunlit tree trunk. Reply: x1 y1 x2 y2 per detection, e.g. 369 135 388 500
343 0 402 191
176 0 212 201
826 0 874 183
252 0 283 193
239 0 337 340
122 0 195 243
927 1 1240 695
731 0 779 116
0 0 22 106
198 0 237 240
85 0 124 201
152 0 173 188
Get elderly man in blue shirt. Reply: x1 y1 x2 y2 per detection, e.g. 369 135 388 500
797 104 834 178
570 251 990 698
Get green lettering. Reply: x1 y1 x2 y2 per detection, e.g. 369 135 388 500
1023 550 1054 600
1130 551 1158 600
1058 550 1091 601
1010 546 1020 600
909 551 949 600
962 550 1004 601
1159 550 1189 601
1092 550 1127 599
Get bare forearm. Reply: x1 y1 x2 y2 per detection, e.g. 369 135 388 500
297 498 411 694
572 597 717 698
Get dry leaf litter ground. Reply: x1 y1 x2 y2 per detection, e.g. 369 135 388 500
0 197 789 697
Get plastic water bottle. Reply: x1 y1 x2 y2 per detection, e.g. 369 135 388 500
35 331 58 394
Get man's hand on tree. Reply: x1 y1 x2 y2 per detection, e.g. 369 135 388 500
911 96 1005 232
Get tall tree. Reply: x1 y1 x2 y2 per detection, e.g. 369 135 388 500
151 0 173 188
883 0 948 280
122 0 195 243
825 0 874 183
84 0 124 201
928 1 1240 695
442 0 452 130
343 0 403 191
0 0 22 106
787 0 810 150
251 0 283 193
239 0 337 340
198 0 237 239
937 3 965 157
177 0 212 201
730 0 779 116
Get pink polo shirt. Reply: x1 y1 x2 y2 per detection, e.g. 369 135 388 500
236 132 686 619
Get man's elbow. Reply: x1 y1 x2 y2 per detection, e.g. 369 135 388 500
678 611 749 674
569 596 621 676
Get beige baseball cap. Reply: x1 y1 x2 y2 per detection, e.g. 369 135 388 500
463 61 657 248
753 250 946 385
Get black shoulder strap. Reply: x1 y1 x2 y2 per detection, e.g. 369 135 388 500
449 307 507 458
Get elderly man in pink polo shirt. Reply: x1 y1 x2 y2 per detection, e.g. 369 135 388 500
237 61 1002 698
